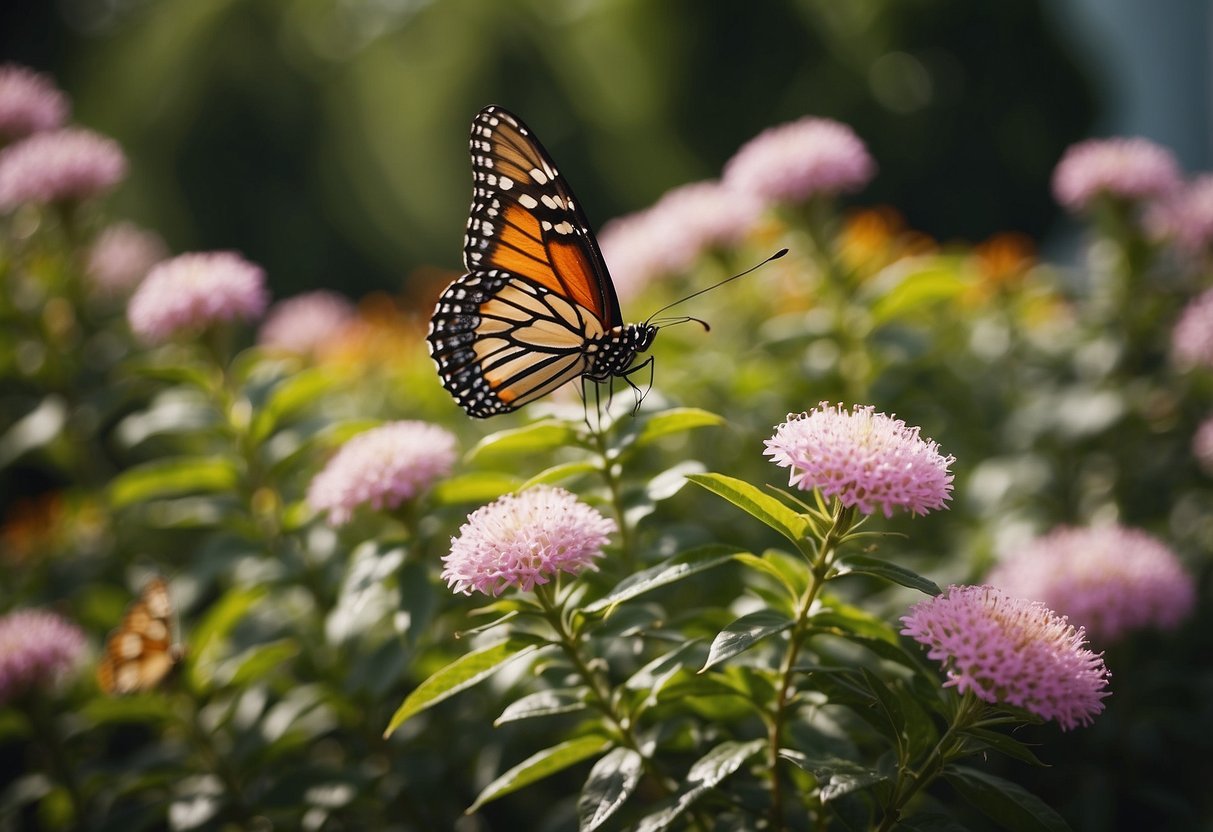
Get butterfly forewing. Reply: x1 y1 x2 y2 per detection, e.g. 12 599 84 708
97 578 181 695
463 106 622 326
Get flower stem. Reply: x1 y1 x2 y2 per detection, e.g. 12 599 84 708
768 501 854 831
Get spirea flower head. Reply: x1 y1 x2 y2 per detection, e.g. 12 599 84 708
0 608 87 704
765 403 954 517
307 421 457 525
600 180 762 301
1171 288 1213 369
1194 414 1213 476
127 251 270 344
258 290 357 356
1051 137 1181 212
86 221 169 296
901 585 1110 731
0 128 127 211
0 64 70 139
723 116 876 205
442 486 616 596
987 525 1194 644
1148 175 1213 255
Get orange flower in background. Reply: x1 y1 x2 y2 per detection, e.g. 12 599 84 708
839 207 936 277
974 232 1035 289
0 491 107 566
318 291 425 371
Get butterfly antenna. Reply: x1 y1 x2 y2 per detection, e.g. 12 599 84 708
651 314 711 332
643 248 788 326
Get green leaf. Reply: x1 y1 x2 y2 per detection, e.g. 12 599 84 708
628 407 724 449
735 549 809 601
701 611 793 672
634 740 765 832
250 367 342 442
686 473 809 547
869 259 967 326
384 637 541 737
217 639 299 688
108 456 241 509
466 420 577 462
467 736 611 813
778 751 887 802
582 545 743 615
944 766 1072 832
579 747 645 832
520 460 599 489
958 728 1045 767
834 555 941 596
80 695 180 726
429 472 523 506
645 460 706 502
187 585 269 692
624 640 705 704
496 689 588 725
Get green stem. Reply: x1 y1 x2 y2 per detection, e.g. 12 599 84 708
586 417 635 570
873 690 982 832
24 693 88 828
768 501 855 832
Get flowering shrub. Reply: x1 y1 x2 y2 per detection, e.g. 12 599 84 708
2 62 1210 832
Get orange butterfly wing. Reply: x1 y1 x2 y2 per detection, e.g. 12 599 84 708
97 578 180 695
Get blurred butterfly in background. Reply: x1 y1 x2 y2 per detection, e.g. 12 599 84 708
97 577 183 695
427 106 661 418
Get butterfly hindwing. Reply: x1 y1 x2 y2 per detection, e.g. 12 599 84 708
97 578 180 695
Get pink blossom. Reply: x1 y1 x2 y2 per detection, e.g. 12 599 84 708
86 221 169 296
987 525 1194 644
901 585 1110 731
307 421 457 525
127 251 269 344
599 180 762 300
1051 137 1181 212
258 290 357 356
0 128 127 210
1148 175 1213 255
765 403 954 517
0 608 87 704
1171 288 1213 369
723 116 875 205
442 486 616 596
0 64 69 139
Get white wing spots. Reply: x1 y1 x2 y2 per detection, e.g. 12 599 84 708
518 194 539 210
553 221 574 235
541 220 553 231
530 167 550 185
540 194 565 210
498 176 514 191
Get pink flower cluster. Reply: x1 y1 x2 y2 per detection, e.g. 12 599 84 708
258 290 357 357
307 421 457 525
0 63 69 139
901 585 1110 731
723 116 876 205
441 486 616 596
765 403 954 517
0 128 127 211
1171 288 1213 369
127 251 269 344
599 180 762 299
1149 175 1213 255
1051 137 1181 212
987 524 1194 644
86 221 169 296
0 608 87 704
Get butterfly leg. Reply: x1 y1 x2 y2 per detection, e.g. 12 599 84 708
620 355 656 416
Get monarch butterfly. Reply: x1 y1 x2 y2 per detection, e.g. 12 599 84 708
96 578 182 695
427 106 659 418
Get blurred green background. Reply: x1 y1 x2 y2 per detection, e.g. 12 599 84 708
1 0 1209 298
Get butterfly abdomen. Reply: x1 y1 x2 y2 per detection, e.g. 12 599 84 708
584 323 658 381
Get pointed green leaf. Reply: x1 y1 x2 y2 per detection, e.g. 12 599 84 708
686 473 809 546
834 555 941 596
869 259 967 326
521 460 599 489
944 766 1072 832
217 639 299 688
778 751 887 802
108 456 241 508
250 367 342 442
429 472 523 506
634 740 765 832
629 407 724 449
384 637 541 737
583 545 743 615
579 747 645 832
701 611 793 672
467 736 611 813
496 689 588 725
645 460 706 502
466 420 576 462
958 728 1046 767
187 585 269 692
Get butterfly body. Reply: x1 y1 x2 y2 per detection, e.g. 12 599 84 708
428 106 657 417
97 578 182 695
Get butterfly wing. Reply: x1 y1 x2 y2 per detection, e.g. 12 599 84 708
429 106 622 417
97 578 179 695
